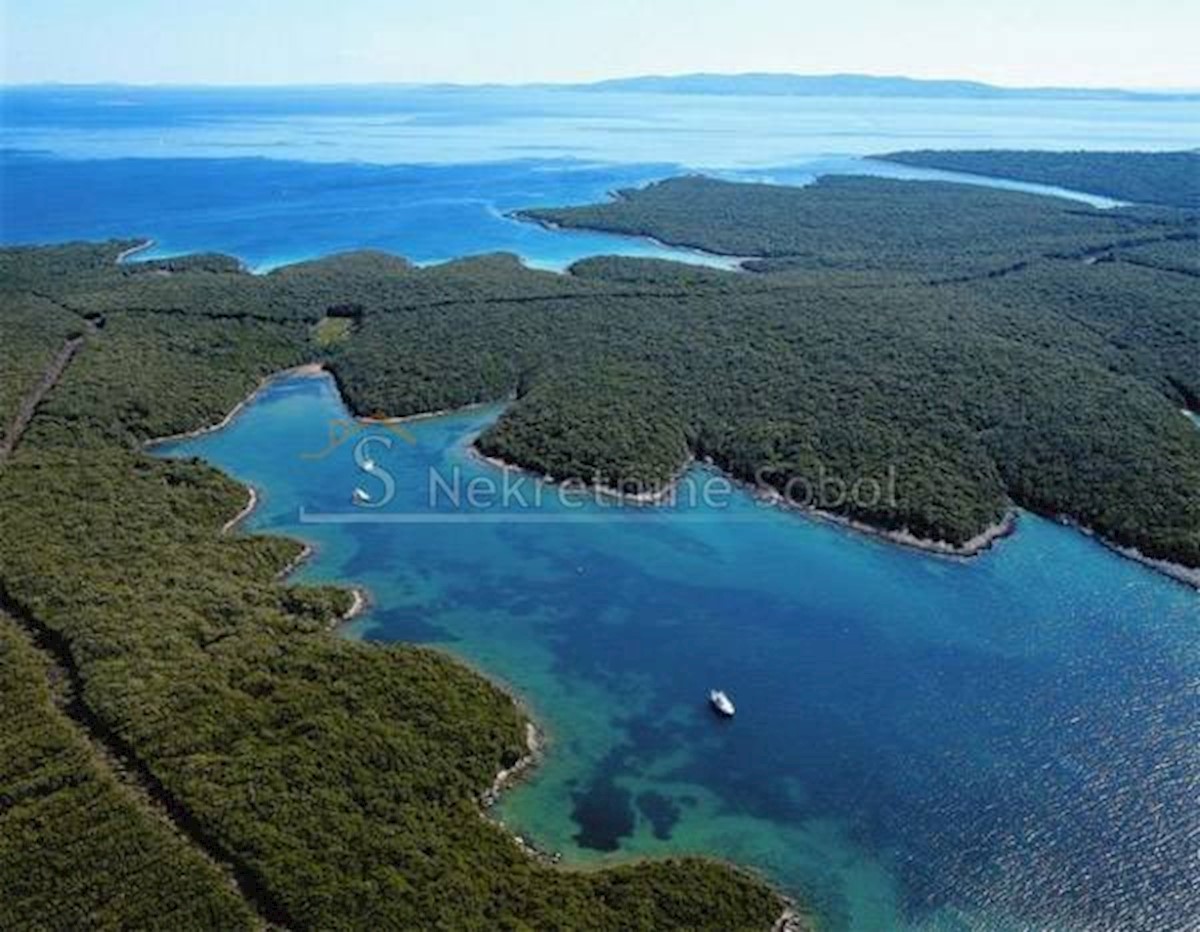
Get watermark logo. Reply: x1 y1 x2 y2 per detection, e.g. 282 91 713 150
300 414 416 461
752 464 897 513
298 432 899 524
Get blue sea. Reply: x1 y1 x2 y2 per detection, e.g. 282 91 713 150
4 84 1195 267
157 376 1199 932
8 84 1199 930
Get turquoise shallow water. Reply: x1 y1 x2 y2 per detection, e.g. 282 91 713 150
157 374 1200 932
0 151 1123 273
4 83 1186 268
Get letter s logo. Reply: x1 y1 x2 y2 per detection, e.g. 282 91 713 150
353 435 395 508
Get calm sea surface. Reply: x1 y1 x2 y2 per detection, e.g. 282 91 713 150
157 375 1200 932
4 85 1195 267
12 85 1199 930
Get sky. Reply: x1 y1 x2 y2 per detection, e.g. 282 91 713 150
2 0 1197 89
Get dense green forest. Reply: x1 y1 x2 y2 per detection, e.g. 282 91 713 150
340 177 1198 564
1 159 1197 927
4 175 1198 560
518 175 1192 279
0 292 84 446
876 149 1200 208
328 256 1199 561
0 250 785 927
1107 237 1200 278
0 616 257 930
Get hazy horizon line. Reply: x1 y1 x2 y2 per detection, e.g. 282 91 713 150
3 71 1198 95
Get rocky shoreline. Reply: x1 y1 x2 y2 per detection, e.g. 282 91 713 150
1057 516 1200 590
220 485 258 534
481 721 543 808
338 586 369 622
468 440 1200 588
144 363 327 448
479 722 565 864
115 238 155 263
357 396 507 427
471 439 1019 558
469 440 696 506
511 209 754 271
753 481 1019 559
156 361 1195 592
772 906 814 932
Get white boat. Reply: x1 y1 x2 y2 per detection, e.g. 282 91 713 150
709 689 735 717
363 458 376 472
352 487 372 504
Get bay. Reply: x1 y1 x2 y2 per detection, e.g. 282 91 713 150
156 374 1200 931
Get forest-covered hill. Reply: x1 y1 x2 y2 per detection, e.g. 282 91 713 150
519 173 1196 274
877 149 1200 209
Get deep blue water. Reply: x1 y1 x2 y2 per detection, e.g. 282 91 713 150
157 374 1200 932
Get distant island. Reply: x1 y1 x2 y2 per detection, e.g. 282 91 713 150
6 72 1198 102
568 72 1200 101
